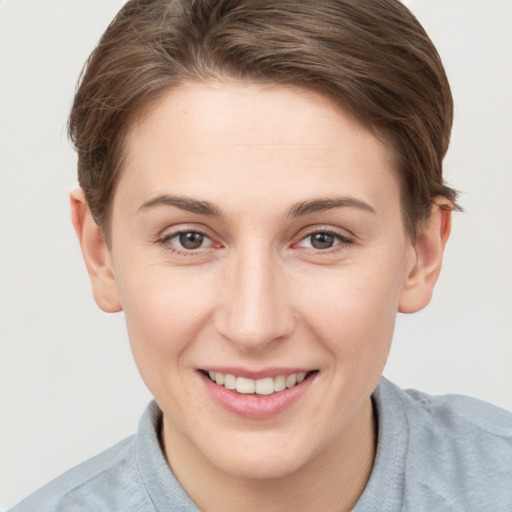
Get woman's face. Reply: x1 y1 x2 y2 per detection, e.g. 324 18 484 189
107 82 417 479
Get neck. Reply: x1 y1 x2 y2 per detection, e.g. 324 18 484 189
162 398 376 512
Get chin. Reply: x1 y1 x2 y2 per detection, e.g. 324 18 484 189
196 427 326 481
214 448 311 481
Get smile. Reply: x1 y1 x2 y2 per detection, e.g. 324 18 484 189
203 370 315 396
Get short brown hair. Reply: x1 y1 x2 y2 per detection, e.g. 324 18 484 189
69 0 457 241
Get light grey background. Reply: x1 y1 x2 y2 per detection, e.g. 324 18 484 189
1 0 511 508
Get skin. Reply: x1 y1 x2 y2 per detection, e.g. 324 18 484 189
71 82 451 512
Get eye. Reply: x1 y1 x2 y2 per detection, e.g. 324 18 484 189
297 230 351 250
160 230 214 251
309 232 337 250
176 231 207 250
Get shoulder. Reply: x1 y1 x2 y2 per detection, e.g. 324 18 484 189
9 401 199 512
402 384 512 434
8 436 151 512
379 378 512 510
399 383 512 458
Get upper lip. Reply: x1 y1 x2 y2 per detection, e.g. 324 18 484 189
199 367 316 379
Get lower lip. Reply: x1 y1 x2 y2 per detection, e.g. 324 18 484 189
200 372 316 419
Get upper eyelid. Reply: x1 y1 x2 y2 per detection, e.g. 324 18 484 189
166 231 211 242
295 225 354 242
158 223 214 240
296 232 352 248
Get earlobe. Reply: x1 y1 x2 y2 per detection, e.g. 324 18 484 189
70 189 122 313
398 198 452 314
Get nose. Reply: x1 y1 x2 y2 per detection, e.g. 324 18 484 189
214 248 295 352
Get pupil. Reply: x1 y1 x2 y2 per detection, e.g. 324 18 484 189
179 232 204 249
311 233 334 249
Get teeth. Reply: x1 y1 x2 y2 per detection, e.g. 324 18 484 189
274 375 286 392
255 377 274 396
206 371 311 395
236 376 255 394
285 374 297 388
224 374 236 390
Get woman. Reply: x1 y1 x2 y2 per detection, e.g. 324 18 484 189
10 0 512 510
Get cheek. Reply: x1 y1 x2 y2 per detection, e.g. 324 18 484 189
296 257 405 357
116 263 217 362
117 267 221 406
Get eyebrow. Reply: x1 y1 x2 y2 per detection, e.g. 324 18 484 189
287 197 376 217
137 195 224 217
137 194 375 218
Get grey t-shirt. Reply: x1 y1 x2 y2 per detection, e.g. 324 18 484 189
10 378 512 511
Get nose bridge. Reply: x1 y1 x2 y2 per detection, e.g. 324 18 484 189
216 245 293 350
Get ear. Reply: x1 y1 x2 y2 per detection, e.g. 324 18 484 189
70 188 122 313
398 198 452 314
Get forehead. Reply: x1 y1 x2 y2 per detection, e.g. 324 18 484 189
118 81 402 218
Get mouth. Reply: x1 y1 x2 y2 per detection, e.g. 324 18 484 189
200 369 317 396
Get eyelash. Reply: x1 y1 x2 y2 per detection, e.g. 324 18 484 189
156 228 217 256
156 227 354 256
296 228 354 252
